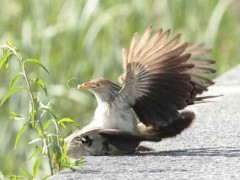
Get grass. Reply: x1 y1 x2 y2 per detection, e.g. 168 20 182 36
0 0 239 176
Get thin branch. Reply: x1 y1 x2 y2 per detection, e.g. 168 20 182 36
8 45 54 175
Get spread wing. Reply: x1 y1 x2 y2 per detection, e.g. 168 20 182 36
186 44 216 103
116 26 215 129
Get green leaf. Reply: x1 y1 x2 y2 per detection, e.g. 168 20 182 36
58 118 79 128
29 98 40 125
33 98 40 112
19 168 32 178
33 157 42 177
59 122 67 129
5 59 9 71
0 87 25 106
28 146 41 162
9 111 23 119
43 119 52 130
14 123 28 149
59 140 68 162
62 139 68 156
36 126 44 137
51 143 62 160
6 41 18 50
60 163 76 171
58 118 79 129
33 78 48 96
58 118 76 124
0 51 12 69
28 138 43 144
10 73 24 90
24 59 49 74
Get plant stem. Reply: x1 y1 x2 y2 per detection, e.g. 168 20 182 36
13 50 54 175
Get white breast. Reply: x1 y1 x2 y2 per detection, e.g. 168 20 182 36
88 101 138 132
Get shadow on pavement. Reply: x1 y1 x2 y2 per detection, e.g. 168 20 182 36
133 147 240 157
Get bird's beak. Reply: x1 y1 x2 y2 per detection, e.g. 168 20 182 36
78 82 92 90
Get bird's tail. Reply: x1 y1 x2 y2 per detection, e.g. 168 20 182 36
139 111 195 140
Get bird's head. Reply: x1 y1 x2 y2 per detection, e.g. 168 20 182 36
78 77 107 91
65 129 107 157
65 129 122 157
78 77 121 102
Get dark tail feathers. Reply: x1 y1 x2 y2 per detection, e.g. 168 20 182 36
140 111 195 140
157 111 195 138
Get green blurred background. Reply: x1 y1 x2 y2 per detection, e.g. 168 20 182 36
0 0 239 177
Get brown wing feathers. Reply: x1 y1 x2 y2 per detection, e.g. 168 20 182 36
186 44 216 103
119 26 215 129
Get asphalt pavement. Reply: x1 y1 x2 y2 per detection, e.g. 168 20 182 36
52 65 240 180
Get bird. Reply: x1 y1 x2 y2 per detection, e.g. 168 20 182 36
65 25 216 158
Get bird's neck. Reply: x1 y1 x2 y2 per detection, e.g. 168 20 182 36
93 92 115 105
94 94 107 105
90 93 112 129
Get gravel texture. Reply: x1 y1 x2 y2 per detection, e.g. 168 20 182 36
52 65 240 180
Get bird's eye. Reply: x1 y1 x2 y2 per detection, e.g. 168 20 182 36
81 136 92 146
96 83 100 87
